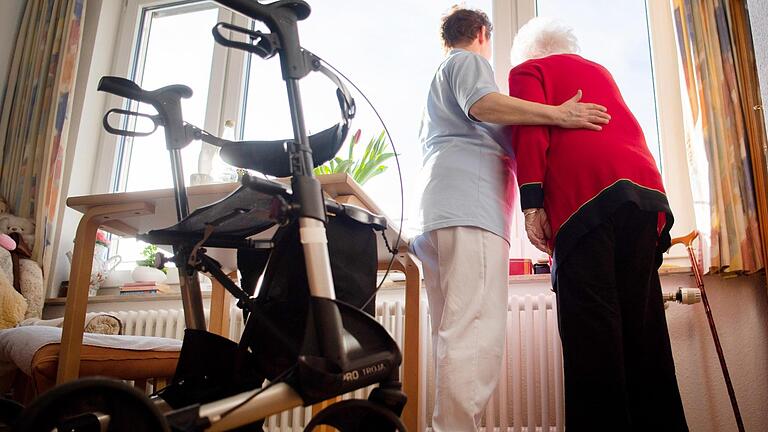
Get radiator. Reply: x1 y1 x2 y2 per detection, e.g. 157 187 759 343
105 293 563 432
103 301 406 431
421 293 564 432
108 308 189 340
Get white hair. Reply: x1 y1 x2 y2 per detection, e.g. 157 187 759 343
510 17 580 66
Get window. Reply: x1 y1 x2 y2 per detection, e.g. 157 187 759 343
107 0 230 269
93 0 691 270
115 1 223 192
109 0 498 223
109 0 494 261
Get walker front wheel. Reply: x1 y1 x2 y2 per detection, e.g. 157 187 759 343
13 377 169 432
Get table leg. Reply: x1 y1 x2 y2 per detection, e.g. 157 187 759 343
56 202 154 384
391 252 422 432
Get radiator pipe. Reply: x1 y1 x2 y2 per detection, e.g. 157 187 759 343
670 230 745 432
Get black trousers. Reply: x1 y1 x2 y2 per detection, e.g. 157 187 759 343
555 203 688 432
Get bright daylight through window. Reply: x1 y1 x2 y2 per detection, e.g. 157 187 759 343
111 0 662 264
112 0 492 265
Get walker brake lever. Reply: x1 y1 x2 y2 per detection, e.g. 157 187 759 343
102 108 162 138
212 21 280 59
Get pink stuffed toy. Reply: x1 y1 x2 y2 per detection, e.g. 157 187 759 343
0 233 15 251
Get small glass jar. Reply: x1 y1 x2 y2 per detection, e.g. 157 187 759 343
533 259 551 274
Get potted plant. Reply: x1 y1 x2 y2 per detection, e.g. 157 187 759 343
131 244 167 283
313 129 394 185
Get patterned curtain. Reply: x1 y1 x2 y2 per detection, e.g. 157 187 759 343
0 0 86 272
672 0 764 274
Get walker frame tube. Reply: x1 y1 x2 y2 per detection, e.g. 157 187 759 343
167 148 207 330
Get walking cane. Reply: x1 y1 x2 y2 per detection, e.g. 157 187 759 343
670 230 745 432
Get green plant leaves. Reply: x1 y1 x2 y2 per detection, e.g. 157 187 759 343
137 244 158 267
312 129 394 185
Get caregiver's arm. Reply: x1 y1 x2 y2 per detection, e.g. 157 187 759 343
469 89 610 130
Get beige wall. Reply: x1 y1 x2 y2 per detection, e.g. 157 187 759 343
664 272 768 432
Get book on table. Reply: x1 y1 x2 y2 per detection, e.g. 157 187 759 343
120 281 166 295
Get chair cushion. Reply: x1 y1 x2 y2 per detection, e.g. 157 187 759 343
30 344 179 394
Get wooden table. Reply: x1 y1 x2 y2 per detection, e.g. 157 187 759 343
58 173 423 430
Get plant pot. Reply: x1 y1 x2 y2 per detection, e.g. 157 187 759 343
131 266 167 283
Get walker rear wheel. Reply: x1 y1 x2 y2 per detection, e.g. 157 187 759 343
13 377 169 432
304 399 406 432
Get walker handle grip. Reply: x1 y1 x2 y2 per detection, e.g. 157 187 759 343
102 108 160 138
212 22 278 58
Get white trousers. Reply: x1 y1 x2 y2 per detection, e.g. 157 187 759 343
412 226 510 432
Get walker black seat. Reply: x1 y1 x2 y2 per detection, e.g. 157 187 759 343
97 76 192 108
219 123 346 177
138 178 288 248
138 175 387 249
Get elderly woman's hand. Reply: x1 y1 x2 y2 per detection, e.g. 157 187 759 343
555 90 611 131
524 208 552 255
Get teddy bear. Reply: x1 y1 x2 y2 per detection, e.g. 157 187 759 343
0 271 27 329
0 233 27 329
0 223 43 322
0 214 35 250
0 196 9 215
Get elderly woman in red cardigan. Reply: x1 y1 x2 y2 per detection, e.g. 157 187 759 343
507 17 688 432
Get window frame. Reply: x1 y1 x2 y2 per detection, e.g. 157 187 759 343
92 0 250 270
92 0 247 195
646 0 696 265
92 0 693 266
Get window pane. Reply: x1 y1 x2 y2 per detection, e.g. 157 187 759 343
112 2 219 270
120 2 219 192
241 1 492 226
535 0 662 166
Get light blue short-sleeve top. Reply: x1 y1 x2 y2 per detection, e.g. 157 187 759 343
416 49 515 243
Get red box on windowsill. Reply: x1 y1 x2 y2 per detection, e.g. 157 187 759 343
509 258 533 275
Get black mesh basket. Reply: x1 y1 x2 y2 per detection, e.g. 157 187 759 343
240 211 379 380
158 210 380 409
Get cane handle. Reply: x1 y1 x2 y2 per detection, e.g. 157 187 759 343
670 230 699 248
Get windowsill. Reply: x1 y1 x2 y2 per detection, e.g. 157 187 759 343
45 291 213 306
43 266 696 306
507 265 693 284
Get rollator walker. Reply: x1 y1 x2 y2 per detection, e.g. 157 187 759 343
12 1 408 430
